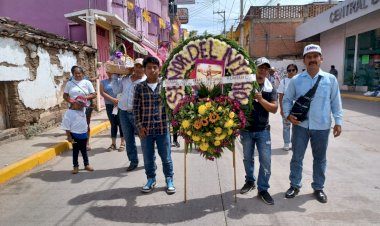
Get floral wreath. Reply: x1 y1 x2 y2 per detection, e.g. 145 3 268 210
161 35 258 160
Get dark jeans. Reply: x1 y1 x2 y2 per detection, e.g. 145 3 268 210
105 104 123 138
72 137 89 167
119 110 139 166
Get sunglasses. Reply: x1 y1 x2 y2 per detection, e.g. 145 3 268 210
287 69 296 72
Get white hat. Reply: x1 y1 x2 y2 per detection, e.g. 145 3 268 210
303 44 322 56
255 57 271 68
134 58 144 65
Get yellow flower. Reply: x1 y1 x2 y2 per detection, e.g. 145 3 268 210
192 135 201 142
206 132 212 137
202 138 206 142
198 105 207 115
199 142 209 151
218 106 223 111
228 129 233 135
194 120 203 130
229 112 235 118
219 133 227 140
214 140 221 146
205 102 212 108
182 120 190 129
215 127 222 134
186 130 192 136
224 119 234 128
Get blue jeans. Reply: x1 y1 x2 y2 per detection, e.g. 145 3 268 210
290 125 330 190
240 130 271 192
282 117 291 145
140 132 174 179
105 104 123 139
119 110 138 166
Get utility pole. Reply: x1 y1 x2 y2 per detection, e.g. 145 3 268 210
214 10 226 37
239 0 244 47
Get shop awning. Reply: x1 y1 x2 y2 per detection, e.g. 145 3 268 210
120 34 148 56
142 44 163 66
64 9 128 28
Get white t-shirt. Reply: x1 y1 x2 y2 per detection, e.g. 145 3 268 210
277 77 292 94
61 109 88 134
64 79 95 106
147 82 158 91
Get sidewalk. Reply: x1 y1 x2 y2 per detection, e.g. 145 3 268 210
341 90 380 102
0 110 110 185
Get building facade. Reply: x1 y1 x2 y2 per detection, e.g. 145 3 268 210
296 0 380 91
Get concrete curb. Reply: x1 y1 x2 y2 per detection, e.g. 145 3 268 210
341 93 380 102
0 121 110 185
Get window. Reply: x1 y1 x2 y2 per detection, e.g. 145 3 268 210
148 13 159 36
127 0 136 28
344 35 355 85
356 29 380 89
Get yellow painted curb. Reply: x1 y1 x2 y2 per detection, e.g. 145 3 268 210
0 120 110 185
341 93 380 102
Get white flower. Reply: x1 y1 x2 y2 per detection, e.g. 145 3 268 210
241 99 249 105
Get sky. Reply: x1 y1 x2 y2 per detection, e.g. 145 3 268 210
179 0 332 35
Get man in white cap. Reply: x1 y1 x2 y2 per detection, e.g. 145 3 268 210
282 44 343 203
112 58 146 171
239 57 278 205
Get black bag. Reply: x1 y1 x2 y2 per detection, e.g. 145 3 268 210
290 76 322 122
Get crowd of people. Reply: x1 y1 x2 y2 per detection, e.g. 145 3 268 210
60 44 343 204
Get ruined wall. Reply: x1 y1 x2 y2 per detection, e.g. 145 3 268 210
0 17 96 138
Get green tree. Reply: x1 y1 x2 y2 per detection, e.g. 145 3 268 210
189 30 198 37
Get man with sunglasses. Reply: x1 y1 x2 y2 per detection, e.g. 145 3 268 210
282 44 343 203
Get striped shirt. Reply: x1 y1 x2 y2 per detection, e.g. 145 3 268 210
111 74 147 111
133 81 169 135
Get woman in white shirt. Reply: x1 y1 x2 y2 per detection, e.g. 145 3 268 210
278 64 298 151
63 66 96 150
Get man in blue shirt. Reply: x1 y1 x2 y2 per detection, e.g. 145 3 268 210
282 44 343 203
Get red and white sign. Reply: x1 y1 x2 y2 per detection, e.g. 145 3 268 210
177 8 189 24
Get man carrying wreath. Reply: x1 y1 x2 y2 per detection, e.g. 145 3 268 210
239 57 278 205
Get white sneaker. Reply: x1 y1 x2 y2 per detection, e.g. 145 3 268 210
283 143 290 151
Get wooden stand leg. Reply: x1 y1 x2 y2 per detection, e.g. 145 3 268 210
184 143 188 203
233 147 237 203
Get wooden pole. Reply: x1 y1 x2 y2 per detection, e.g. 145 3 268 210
233 147 237 203
184 142 188 203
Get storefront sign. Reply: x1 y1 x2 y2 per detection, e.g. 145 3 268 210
330 0 379 23
177 8 189 24
177 0 195 4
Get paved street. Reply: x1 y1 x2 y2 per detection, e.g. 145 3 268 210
0 98 379 225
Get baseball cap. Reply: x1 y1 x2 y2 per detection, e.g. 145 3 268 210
303 44 322 56
70 96 89 107
134 58 144 65
255 57 271 68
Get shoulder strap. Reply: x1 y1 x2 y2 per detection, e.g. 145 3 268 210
304 75 322 99
70 80 89 95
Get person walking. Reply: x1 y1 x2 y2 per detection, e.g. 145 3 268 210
100 72 125 152
61 96 94 174
278 64 298 151
63 66 96 151
112 58 147 171
133 56 175 194
239 57 278 205
282 44 343 203
329 65 338 78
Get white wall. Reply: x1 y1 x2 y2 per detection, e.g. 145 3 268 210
320 10 380 90
0 37 30 81
0 37 77 110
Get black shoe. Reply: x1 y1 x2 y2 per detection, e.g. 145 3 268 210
240 181 256 194
174 141 180 148
314 190 328 203
258 190 274 205
285 186 300 198
126 164 138 172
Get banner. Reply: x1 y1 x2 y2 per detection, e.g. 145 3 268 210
163 74 256 87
